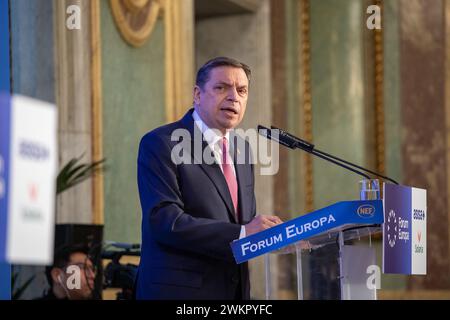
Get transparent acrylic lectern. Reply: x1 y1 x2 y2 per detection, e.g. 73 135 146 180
263 223 381 300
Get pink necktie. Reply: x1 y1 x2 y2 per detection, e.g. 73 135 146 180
221 137 239 219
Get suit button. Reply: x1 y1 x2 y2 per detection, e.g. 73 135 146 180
232 275 239 283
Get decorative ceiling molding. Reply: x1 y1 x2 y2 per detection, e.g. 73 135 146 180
109 0 162 47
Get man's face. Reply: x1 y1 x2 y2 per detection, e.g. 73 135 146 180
59 252 96 299
194 66 249 134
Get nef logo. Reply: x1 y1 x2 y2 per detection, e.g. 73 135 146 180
357 205 375 218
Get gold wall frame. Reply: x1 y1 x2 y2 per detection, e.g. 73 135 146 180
373 0 386 175
90 0 194 224
164 0 194 123
91 0 104 224
109 0 162 47
445 0 450 276
299 0 314 213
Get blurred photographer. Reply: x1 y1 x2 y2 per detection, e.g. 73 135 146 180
38 244 96 300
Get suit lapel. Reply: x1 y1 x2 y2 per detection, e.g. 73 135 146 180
196 147 238 223
180 109 237 223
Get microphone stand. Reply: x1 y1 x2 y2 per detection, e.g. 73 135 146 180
258 125 399 185
296 145 399 185
311 147 399 185
308 148 371 180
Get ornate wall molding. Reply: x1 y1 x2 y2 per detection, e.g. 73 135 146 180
164 0 194 123
91 0 104 224
400 0 448 289
373 0 386 175
445 0 450 277
109 0 161 47
54 0 95 224
299 0 314 213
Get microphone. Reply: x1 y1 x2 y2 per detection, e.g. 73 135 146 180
270 125 315 152
258 125 399 185
257 125 315 151
257 124 297 149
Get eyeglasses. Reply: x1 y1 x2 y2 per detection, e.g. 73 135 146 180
63 262 97 275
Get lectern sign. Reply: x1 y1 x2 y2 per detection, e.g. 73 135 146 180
231 200 384 264
383 184 427 275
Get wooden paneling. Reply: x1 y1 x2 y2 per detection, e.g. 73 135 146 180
91 0 104 225
164 0 194 123
399 0 449 289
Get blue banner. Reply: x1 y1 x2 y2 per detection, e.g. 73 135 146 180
231 200 384 264
0 0 11 300
0 0 9 93
383 184 411 274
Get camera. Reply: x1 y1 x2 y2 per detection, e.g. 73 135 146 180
101 242 140 300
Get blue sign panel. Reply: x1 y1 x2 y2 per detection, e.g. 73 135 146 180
0 0 11 300
231 200 384 264
382 183 429 275
383 184 411 274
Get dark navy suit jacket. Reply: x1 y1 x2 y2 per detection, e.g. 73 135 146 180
135 109 256 300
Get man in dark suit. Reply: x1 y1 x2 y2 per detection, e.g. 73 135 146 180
136 57 282 300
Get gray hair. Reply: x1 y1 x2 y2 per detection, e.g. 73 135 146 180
196 56 251 89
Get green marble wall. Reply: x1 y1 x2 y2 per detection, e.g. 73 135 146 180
101 0 166 244
308 0 406 291
380 0 406 290
310 0 367 209
10 0 55 103
295 0 408 295
384 0 402 183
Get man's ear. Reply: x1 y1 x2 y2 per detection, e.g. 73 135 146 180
50 268 63 285
193 85 202 105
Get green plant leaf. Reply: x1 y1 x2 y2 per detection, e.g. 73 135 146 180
56 155 106 195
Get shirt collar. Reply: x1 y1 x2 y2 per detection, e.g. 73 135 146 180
192 108 230 148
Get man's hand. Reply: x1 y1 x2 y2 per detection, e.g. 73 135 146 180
245 215 283 237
